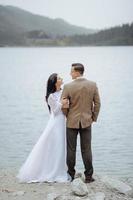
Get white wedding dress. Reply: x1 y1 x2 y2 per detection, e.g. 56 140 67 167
17 90 69 183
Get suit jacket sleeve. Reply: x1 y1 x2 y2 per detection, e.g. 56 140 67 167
92 83 101 121
61 85 69 116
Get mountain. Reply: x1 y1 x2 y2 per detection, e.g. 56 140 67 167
1 5 132 47
0 5 95 46
61 23 133 46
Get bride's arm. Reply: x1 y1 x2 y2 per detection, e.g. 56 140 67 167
48 94 62 115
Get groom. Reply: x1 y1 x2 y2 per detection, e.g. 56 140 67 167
61 63 101 183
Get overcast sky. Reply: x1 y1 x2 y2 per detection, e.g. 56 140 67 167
0 0 133 29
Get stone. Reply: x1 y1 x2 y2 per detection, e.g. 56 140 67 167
12 190 25 196
101 175 133 195
47 193 58 200
71 178 88 197
2 189 13 193
74 198 81 200
75 172 82 179
55 195 81 200
94 192 105 200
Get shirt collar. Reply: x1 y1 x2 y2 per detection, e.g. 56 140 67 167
74 76 84 80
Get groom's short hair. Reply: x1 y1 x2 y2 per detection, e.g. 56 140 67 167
72 63 84 75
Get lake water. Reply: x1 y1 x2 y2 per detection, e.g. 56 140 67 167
0 47 133 180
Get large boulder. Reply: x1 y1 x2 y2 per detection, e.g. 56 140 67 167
71 178 88 197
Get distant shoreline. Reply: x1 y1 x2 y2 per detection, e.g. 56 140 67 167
0 45 133 48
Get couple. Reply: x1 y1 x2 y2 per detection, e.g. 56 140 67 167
17 63 101 183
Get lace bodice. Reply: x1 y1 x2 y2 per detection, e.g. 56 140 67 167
48 90 62 115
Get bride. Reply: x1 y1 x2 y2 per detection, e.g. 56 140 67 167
17 73 70 183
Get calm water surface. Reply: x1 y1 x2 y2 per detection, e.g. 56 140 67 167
0 47 133 179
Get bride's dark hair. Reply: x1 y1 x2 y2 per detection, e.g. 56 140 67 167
46 73 58 111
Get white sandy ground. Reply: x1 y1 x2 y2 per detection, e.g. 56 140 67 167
0 169 133 200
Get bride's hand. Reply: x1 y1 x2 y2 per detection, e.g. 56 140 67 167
61 98 69 108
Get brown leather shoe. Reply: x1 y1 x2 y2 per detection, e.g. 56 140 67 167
85 176 95 183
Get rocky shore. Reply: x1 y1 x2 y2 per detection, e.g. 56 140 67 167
0 169 133 200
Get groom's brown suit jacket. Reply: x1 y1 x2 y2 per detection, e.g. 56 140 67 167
61 78 101 129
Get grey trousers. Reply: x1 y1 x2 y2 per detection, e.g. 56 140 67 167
66 124 93 178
